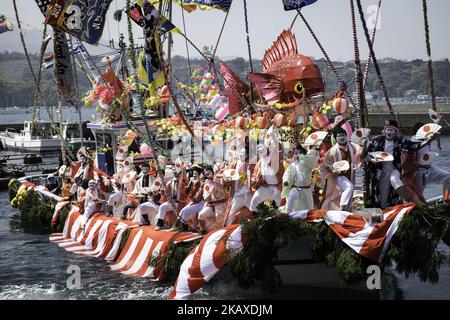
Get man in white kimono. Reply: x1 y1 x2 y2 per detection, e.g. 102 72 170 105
282 145 319 213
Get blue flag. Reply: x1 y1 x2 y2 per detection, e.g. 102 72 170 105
282 0 317 11
46 0 113 45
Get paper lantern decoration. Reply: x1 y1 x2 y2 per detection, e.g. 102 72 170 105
200 72 213 88
332 98 349 114
215 105 229 121
235 116 248 129
311 112 329 129
255 115 269 129
273 113 288 127
159 85 170 103
140 143 152 156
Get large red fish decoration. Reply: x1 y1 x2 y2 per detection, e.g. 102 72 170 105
220 29 325 115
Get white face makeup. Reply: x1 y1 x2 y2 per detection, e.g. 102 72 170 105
204 170 214 179
141 167 149 175
88 181 96 190
192 170 199 179
336 133 348 146
384 127 397 141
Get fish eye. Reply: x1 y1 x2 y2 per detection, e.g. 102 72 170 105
294 82 305 95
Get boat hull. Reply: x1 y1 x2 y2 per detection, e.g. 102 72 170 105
0 133 62 152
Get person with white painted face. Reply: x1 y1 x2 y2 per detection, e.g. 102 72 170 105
249 144 285 212
155 163 189 230
225 148 253 225
365 120 410 209
81 180 105 229
282 144 319 213
321 128 361 211
197 165 229 234
410 122 450 198
171 164 204 232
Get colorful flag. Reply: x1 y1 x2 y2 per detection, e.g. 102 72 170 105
45 0 112 45
130 2 179 95
168 224 244 300
129 2 180 34
282 0 318 11
69 43 86 54
148 0 232 12
43 61 55 69
53 28 74 102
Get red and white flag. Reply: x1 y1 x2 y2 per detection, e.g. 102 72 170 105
428 108 442 124
51 200 71 226
168 224 245 300
49 208 136 260
109 226 203 280
323 203 415 262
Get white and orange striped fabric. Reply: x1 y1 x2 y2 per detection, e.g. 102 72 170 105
290 203 416 262
49 208 137 260
51 200 71 226
169 203 416 299
168 224 245 300
324 203 415 263
110 226 203 280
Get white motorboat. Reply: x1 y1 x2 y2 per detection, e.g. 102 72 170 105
0 121 93 153
0 121 61 152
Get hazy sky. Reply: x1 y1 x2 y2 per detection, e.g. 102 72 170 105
1 0 450 61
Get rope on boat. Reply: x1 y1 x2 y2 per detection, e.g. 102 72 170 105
243 0 254 103
212 9 231 59
422 0 441 150
355 0 396 123
181 5 193 87
349 0 368 205
126 0 137 71
31 23 48 135
349 0 365 129
289 12 299 30
296 10 357 111
422 0 437 112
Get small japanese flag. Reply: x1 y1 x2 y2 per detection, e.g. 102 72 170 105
428 108 442 123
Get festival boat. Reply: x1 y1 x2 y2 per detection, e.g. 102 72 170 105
6 0 450 300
